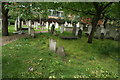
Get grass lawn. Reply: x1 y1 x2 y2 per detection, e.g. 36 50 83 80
2 25 119 78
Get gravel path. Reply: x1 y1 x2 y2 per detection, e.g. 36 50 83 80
0 31 48 46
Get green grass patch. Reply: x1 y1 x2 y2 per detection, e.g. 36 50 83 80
2 26 119 78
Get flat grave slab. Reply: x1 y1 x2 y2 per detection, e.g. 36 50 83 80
21 28 28 30
59 36 78 40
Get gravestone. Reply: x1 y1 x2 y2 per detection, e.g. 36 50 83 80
78 29 82 38
28 20 35 37
18 17 20 30
55 22 59 29
70 23 73 27
46 22 49 29
60 24 64 33
36 22 38 29
64 27 73 32
15 20 18 31
83 24 88 31
28 20 31 35
22 21 24 26
105 30 110 39
33 22 36 28
64 21 68 27
114 29 120 41
49 39 56 52
75 22 80 36
100 25 106 39
72 23 77 36
76 22 80 28
88 25 92 35
51 24 55 34
100 33 104 39
94 26 101 39
68 23 71 27
56 46 66 57
49 22 54 29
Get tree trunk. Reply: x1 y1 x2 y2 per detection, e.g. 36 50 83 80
87 13 101 43
19 19 22 30
2 3 9 36
103 18 108 29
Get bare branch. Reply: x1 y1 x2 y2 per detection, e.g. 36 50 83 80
102 2 113 11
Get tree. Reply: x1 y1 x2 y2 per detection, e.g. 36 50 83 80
2 2 9 36
54 2 114 43
2 2 46 36
87 2 113 43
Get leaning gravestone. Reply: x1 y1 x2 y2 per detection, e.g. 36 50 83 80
49 39 57 52
78 29 82 38
56 46 66 57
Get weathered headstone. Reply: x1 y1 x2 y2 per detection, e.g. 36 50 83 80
94 26 101 39
68 23 71 27
18 16 20 30
80 24 83 31
72 23 77 36
78 29 82 38
51 24 55 34
105 30 110 39
28 20 35 37
88 25 92 35
46 21 49 29
64 21 68 27
60 24 64 33
114 29 120 41
75 22 80 36
14 20 18 31
55 22 59 29
36 22 38 29
33 22 36 29
83 24 88 31
49 39 57 52
70 23 73 27
100 33 104 39
28 20 35 38
22 21 24 26
100 25 106 39
49 22 54 29
76 22 80 28
28 20 31 35
56 46 66 57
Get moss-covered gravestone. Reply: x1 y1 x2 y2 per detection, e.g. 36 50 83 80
56 46 66 57
49 39 57 52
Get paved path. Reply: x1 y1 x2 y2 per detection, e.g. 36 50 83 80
0 31 48 46
1 34 29 46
